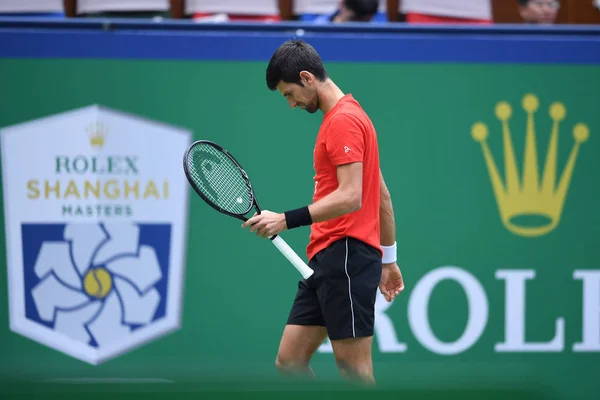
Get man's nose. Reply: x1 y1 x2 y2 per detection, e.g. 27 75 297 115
288 99 297 108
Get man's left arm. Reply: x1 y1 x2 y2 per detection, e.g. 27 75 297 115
378 169 404 301
379 170 395 246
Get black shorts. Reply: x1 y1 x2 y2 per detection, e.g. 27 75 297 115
286 236 382 341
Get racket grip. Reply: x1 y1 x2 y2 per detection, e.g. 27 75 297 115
270 235 314 279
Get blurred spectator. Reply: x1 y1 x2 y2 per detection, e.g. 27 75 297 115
282 0 340 20
386 0 493 24
185 0 281 22
282 0 387 23
312 0 380 23
63 0 171 18
518 0 560 24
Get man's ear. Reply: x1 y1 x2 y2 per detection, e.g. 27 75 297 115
299 70 313 85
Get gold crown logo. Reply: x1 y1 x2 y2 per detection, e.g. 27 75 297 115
471 94 589 237
86 122 107 150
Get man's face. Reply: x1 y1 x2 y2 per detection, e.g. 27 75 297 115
276 76 319 114
521 0 559 24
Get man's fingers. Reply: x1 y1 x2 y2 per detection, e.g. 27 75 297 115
397 281 405 293
379 283 404 302
244 218 276 239
255 224 272 238
254 223 266 235
241 213 260 228
262 225 276 238
379 285 392 302
247 218 263 231
256 226 268 237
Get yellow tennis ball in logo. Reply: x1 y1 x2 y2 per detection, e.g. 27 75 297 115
84 267 113 299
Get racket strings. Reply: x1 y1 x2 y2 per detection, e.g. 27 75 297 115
188 152 246 204
188 155 250 213
186 144 253 214
202 166 249 212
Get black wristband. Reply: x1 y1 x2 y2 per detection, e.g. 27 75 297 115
284 206 313 230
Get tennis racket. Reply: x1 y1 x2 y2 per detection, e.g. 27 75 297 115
182 140 314 279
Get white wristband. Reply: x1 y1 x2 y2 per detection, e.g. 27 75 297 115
381 242 397 264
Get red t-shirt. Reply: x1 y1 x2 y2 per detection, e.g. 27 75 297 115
306 94 382 261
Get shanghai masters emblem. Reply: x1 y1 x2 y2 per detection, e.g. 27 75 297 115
0 105 191 364
471 94 589 237
24 223 169 352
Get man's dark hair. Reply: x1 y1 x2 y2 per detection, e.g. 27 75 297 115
344 0 379 17
266 40 328 91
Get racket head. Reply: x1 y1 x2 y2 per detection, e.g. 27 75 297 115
183 140 257 221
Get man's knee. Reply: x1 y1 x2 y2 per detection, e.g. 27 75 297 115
334 357 374 384
275 354 311 375
275 325 326 377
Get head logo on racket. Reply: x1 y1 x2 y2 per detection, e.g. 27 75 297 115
193 150 221 202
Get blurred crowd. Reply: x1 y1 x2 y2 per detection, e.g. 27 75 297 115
0 0 599 25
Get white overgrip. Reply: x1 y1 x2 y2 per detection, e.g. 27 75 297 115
270 235 314 279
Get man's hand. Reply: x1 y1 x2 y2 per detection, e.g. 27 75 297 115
241 210 287 238
379 262 404 302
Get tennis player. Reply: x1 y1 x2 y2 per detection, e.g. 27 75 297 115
241 39 404 384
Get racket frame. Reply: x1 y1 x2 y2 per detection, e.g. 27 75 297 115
183 140 314 279
183 140 258 221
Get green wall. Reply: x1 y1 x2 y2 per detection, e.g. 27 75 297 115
1 59 599 399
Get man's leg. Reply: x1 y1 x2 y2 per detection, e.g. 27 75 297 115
275 324 328 377
276 277 327 377
330 336 375 384
317 237 382 384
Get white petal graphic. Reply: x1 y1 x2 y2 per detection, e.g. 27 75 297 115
93 222 140 266
64 224 107 276
54 301 102 344
87 291 130 347
31 275 89 322
107 246 162 293
33 242 81 290
114 277 160 325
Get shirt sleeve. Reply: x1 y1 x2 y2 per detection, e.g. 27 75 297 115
325 113 365 166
